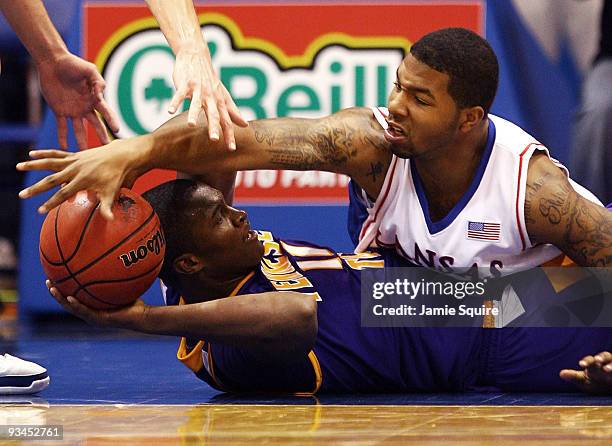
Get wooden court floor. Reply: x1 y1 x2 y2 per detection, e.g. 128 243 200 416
1 403 611 445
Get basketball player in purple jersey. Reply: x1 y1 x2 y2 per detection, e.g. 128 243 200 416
47 179 612 394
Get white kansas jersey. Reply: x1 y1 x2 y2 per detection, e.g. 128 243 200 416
355 108 602 276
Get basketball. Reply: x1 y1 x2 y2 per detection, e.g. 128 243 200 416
39 188 165 310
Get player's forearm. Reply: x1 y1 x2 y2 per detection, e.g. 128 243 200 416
145 0 205 54
134 109 363 178
0 0 68 63
127 112 239 183
136 292 317 357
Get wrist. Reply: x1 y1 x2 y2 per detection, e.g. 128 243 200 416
134 304 172 336
33 45 70 67
112 303 152 332
132 304 152 332
175 37 209 56
122 134 156 178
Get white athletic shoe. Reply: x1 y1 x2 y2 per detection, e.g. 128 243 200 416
0 354 50 395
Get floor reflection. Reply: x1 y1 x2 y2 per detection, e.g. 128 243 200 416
0 403 610 445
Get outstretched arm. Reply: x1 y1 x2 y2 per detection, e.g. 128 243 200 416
18 107 390 218
48 280 317 362
0 0 119 149
525 153 612 267
144 0 247 150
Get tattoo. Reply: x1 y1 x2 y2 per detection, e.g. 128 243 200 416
537 181 612 266
253 127 276 146
250 110 390 174
524 172 551 224
366 162 384 182
563 196 612 267
250 117 358 170
365 119 392 152
538 181 570 226
266 150 319 170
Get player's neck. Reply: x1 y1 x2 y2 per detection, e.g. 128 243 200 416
412 121 489 222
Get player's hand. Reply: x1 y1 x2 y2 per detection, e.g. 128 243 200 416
560 351 612 394
46 280 148 331
36 52 120 150
17 143 141 220
168 42 247 150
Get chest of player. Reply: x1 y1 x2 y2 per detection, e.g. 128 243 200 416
371 148 559 276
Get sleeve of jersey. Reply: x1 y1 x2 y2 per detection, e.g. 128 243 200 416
171 271 323 394
347 180 372 247
175 316 322 394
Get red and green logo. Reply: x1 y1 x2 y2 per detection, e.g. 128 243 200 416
84 2 483 202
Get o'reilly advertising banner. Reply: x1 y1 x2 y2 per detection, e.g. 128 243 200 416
83 2 483 202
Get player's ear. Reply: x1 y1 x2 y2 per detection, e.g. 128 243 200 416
174 253 205 275
458 105 485 133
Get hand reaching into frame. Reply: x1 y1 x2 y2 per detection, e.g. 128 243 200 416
168 42 248 150
18 144 143 220
36 52 120 150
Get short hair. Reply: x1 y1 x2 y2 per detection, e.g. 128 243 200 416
142 179 201 287
410 28 499 114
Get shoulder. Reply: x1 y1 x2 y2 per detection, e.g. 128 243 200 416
526 151 567 184
524 152 573 237
488 114 544 157
525 151 601 204
327 107 388 135
323 107 392 198
307 107 389 154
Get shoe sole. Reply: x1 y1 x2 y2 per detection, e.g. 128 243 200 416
0 376 50 395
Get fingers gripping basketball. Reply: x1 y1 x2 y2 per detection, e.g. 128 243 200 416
39 188 165 310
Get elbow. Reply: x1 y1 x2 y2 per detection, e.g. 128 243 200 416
273 293 318 356
294 294 318 351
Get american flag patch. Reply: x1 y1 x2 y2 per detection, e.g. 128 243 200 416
467 221 501 241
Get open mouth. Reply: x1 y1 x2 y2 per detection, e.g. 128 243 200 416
243 221 258 242
387 122 405 136
245 229 258 242
384 122 409 143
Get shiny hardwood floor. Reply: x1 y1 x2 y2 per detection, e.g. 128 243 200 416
1 403 611 445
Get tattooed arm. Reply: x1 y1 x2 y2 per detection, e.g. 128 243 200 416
18 107 391 217
525 153 612 267
244 110 391 198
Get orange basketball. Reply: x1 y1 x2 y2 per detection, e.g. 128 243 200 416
39 188 165 310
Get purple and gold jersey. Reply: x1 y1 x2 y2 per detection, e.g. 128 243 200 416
164 230 612 394
164 231 488 394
